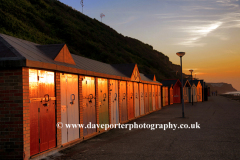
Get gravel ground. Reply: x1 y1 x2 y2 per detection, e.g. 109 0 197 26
43 96 240 160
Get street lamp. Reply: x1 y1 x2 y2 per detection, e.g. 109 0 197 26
176 52 185 118
189 69 194 105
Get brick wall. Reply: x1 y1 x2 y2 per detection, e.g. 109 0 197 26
55 72 61 148
0 68 24 160
22 68 30 160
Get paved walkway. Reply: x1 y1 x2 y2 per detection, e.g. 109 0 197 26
44 96 240 160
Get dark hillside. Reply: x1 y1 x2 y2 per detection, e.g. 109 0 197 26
0 0 182 80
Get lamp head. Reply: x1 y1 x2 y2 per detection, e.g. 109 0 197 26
189 69 194 73
176 52 185 57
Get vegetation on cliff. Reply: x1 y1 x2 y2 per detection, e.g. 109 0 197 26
0 0 181 80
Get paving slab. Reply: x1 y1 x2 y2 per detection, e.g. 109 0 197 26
43 96 240 160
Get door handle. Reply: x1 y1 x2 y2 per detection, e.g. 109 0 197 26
103 93 106 101
44 94 49 102
88 94 93 103
70 94 75 104
43 94 49 107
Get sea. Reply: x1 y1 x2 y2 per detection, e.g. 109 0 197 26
224 91 240 96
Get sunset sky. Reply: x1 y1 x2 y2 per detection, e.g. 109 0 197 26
59 0 240 91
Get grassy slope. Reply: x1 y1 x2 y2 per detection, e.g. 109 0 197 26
0 0 180 80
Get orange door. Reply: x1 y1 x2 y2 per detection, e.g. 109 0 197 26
82 76 96 136
120 81 127 122
148 85 152 111
155 85 158 110
134 82 140 117
144 84 149 113
139 83 144 115
128 82 134 120
158 86 161 109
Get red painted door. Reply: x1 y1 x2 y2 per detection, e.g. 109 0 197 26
173 86 181 103
29 69 39 156
29 69 56 156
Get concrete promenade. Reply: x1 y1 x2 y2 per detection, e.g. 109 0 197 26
44 96 240 160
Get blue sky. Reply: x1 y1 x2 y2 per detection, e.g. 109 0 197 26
59 0 240 90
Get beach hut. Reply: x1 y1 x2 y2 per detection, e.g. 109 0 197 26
134 82 140 117
139 83 145 115
60 73 79 144
152 85 156 111
190 83 198 102
158 85 162 109
98 78 109 129
160 82 173 105
155 85 159 110
128 81 134 119
29 69 56 155
120 81 127 122
162 86 166 107
183 80 191 103
193 80 202 102
82 76 96 136
144 84 149 113
161 79 182 104
162 86 169 106
109 79 119 124
148 84 153 112
199 80 205 102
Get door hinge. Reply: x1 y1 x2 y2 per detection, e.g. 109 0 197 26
38 108 40 112
39 139 41 143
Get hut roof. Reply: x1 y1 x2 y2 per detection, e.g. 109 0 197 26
0 33 127 77
111 63 136 78
0 33 161 84
192 80 202 87
140 73 160 83
183 80 191 87
161 79 181 87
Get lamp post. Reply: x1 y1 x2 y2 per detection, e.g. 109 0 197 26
189 69 194 105
176 52 185 118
